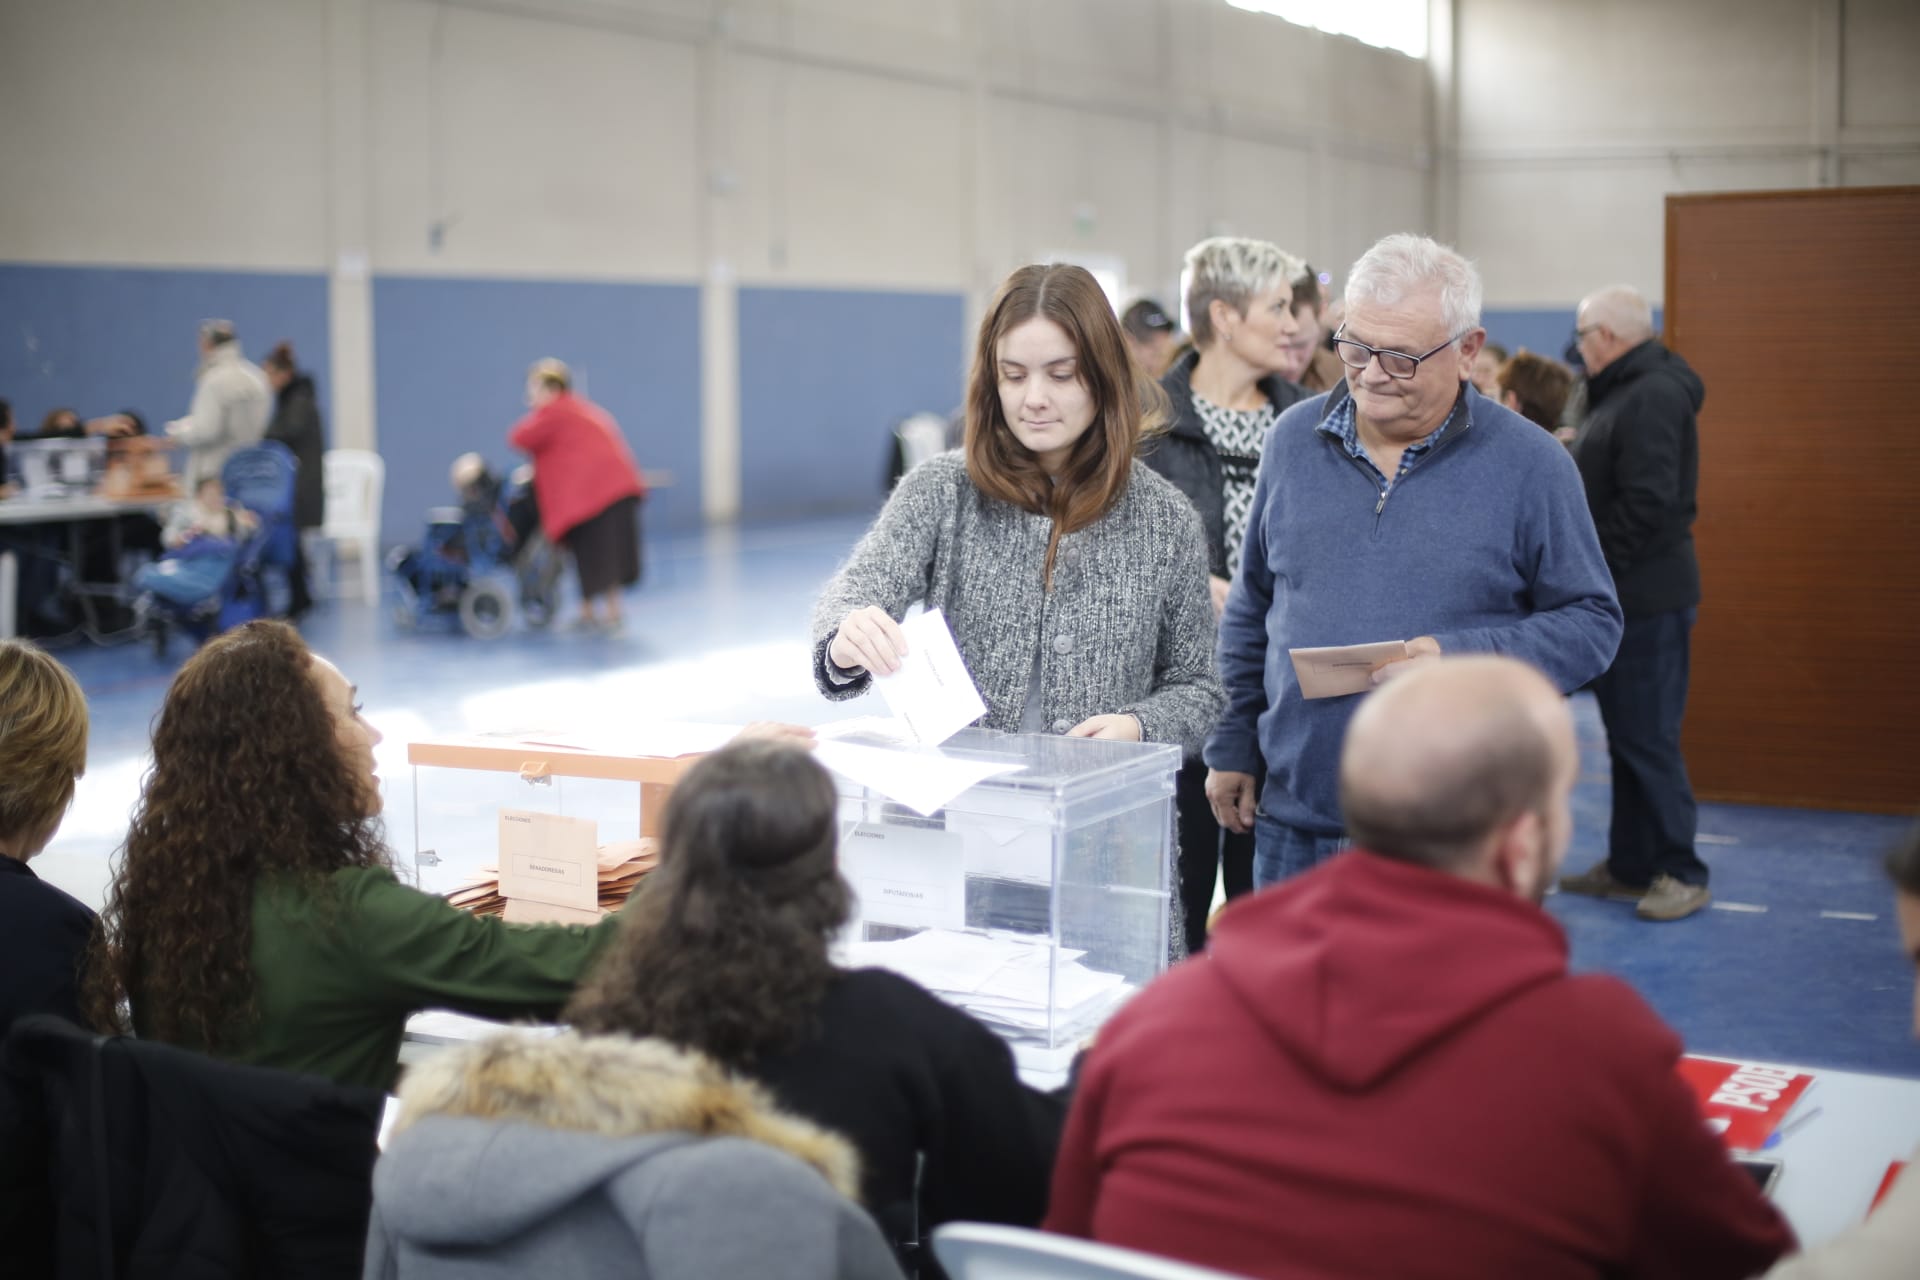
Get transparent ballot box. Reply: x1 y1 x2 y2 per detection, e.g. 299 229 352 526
406 733 703 918
833 728 1179 1075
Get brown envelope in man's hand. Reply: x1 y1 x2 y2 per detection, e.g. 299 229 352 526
1288 640 1412 699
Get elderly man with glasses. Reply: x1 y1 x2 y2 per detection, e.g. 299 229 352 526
1205 234 1624 887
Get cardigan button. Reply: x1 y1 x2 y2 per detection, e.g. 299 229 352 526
1052 633 1074 656
1052 719 1072 734
1062 546 1082 569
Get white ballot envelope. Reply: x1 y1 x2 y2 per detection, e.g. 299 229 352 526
874 608 987 745
497 809 599 912
1288 640 1411 700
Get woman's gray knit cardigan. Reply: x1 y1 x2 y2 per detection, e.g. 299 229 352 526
811 451 1225 755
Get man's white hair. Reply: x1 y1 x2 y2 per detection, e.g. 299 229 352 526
1183 237 1306 348
1579 284 1655 344
1344 234 1483 336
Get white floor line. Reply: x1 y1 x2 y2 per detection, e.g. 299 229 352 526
1709 901 1769 914
1696 833 1740 845
1819 910 1879 922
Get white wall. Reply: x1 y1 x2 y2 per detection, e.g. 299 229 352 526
1 0 1428 294
1448 0 1920 307
0 0 1431 508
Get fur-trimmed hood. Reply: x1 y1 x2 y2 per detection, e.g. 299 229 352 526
376 1030 863 1248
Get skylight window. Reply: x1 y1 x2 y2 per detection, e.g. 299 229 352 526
1225 0 1428 59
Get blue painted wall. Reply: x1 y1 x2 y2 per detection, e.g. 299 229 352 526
1481 306 1666 367
0 261 330 441
371 276 703 545
738 286 966 522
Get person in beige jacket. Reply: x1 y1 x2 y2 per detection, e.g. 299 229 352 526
165 319 270 490
1761 823 1920 1279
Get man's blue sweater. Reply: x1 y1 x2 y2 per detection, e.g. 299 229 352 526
1205 383 1623 835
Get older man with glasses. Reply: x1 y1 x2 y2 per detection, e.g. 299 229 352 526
1205 234 1624 887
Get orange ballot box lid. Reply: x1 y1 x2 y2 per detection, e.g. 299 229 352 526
406 723 741 784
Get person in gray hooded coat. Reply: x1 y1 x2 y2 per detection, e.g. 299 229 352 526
364 1029 904 1280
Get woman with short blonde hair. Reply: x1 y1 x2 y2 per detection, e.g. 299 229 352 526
0 639 95 1034
1143 236 1312 953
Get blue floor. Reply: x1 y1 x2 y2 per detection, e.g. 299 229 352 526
32 514 1920 1079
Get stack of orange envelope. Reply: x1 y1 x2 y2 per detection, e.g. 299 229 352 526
445 838 660 921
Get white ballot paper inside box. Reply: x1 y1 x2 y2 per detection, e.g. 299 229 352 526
839 821 966 934
1288 639 1411 700
874 608 987 746
497 809 599 913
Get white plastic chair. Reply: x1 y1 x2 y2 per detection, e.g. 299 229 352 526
932 1224 1252 1280
319 449 385 605
896 413 950 473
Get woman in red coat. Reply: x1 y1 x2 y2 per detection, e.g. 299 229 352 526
507 360 647 631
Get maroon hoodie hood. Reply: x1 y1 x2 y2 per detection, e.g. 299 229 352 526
1206 849 1570 1091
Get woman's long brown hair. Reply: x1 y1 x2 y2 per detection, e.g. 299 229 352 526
85 620 391 1044
567 740 849 1067
963 263 1168 586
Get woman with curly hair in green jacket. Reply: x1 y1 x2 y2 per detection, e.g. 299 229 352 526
86 620 618 1091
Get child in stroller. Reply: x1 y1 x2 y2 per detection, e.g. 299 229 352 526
387 453 563 638
130 475 266 654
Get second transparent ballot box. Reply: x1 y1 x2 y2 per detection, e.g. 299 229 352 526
406 734 700 909
832 728 1179 1073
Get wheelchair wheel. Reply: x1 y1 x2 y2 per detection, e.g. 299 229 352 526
458 581 512 639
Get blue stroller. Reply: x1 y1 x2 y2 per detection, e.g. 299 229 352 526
132 442 297 656
387 458 563 638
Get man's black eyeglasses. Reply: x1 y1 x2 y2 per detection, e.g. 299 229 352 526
1332 328 1471 380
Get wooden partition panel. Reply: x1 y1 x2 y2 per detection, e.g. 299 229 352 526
1666 187 1920 814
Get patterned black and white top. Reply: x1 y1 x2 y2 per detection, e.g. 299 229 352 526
1193 395 1281 579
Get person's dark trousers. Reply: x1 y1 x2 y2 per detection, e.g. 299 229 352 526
285 535 314 618
1174 758 1255 953
1591 606 1708 888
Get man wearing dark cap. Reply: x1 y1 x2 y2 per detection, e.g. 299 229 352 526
1121 298 1180 377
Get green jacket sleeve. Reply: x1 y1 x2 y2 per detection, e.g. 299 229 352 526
335 869 622 1021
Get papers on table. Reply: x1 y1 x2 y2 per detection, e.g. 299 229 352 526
1288 639 1410 699
843 928 1132 1047
445 826 659 920
872 608 986 745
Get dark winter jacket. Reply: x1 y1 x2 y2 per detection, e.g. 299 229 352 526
0 855 95 1038
1046 850 1795 1280
0 1013 382 1279
744 968 1068 1256
1571 341 1703 618
1141 349 1309 580
266 374 327 529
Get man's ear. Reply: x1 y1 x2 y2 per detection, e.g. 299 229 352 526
1491 809 1544 897
1455 328 1487 380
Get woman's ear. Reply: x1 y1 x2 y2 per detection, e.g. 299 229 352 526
1208 297 1240 342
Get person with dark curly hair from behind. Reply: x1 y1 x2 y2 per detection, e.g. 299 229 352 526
0 640 95 1037
85 620 623 1092
567 740 1066 1272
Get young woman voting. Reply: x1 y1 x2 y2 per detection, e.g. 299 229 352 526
813 263 1223 751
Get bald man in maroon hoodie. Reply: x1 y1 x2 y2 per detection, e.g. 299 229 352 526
1046 656 1793 1280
